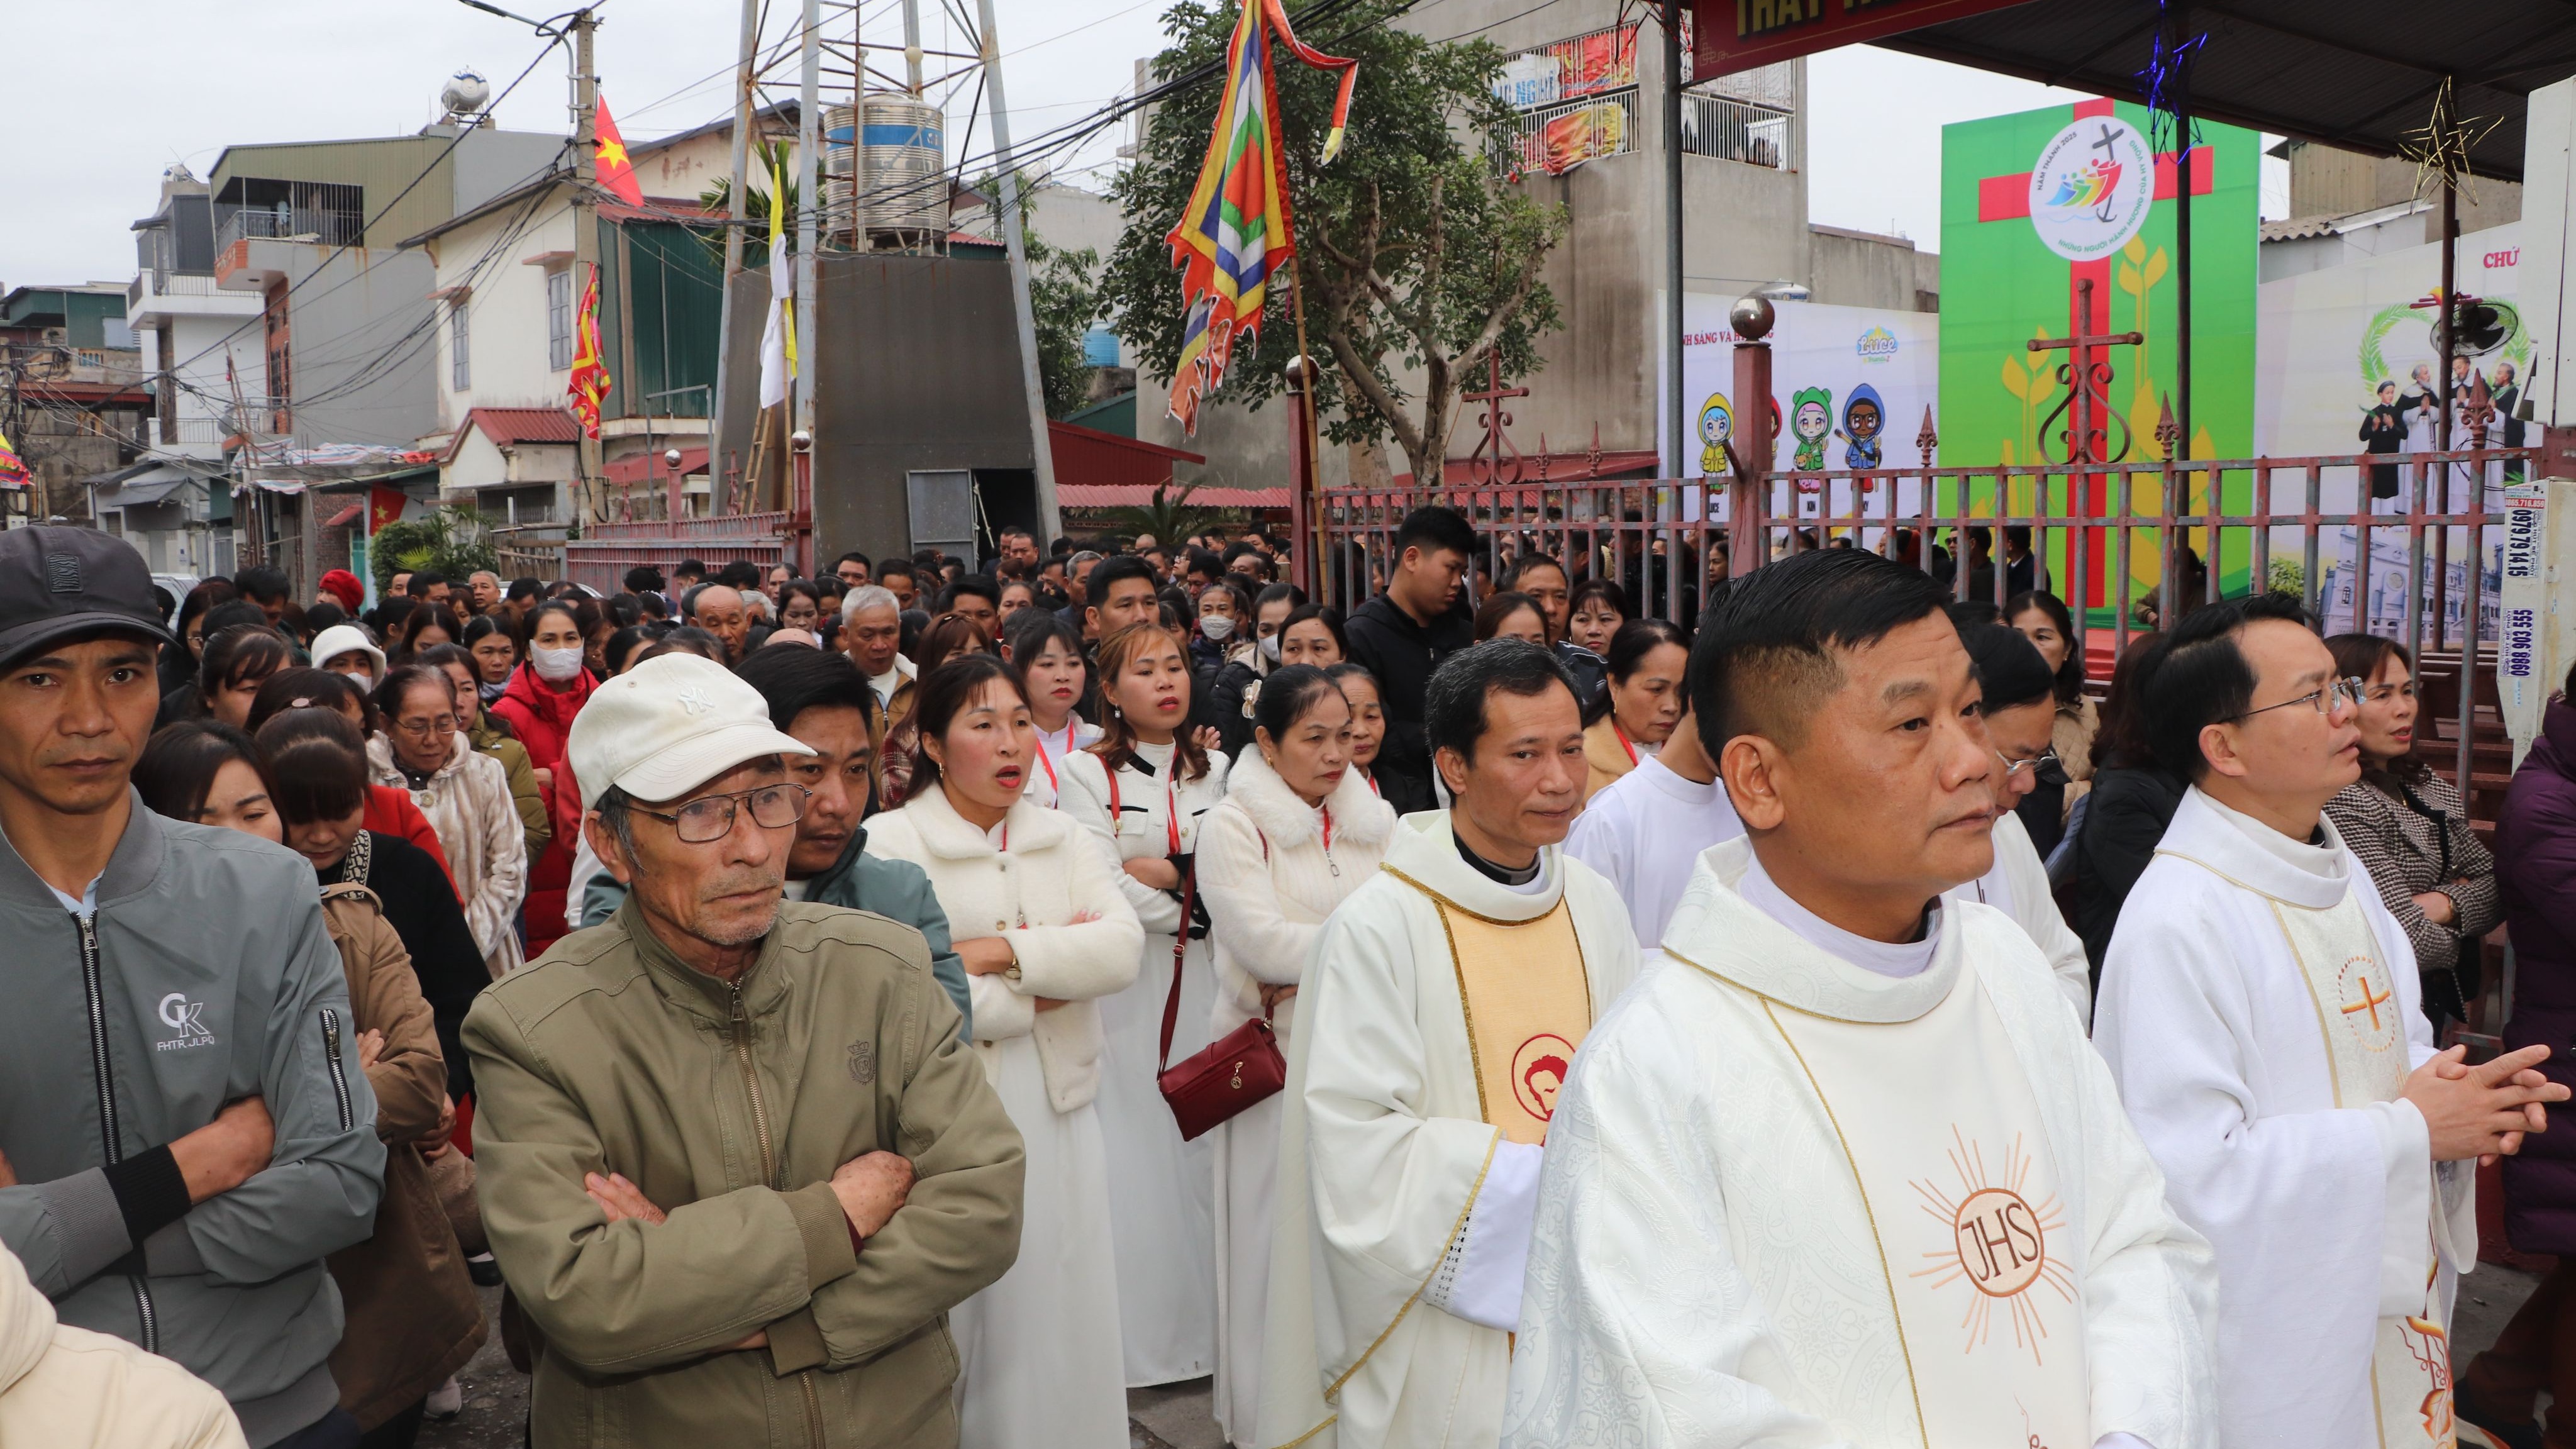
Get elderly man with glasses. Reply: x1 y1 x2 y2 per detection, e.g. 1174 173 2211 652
2095 594 2567 1449
463 653 1025 1449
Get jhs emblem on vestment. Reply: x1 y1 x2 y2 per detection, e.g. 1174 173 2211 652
2337 957 2399 1053
1509 1033 1575 1124
1911 1129 2074 1363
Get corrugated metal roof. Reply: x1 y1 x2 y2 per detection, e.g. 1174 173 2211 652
467 407 584 445
1058 484 1289 509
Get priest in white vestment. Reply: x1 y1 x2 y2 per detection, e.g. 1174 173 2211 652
1260 640 1640 1449
2094 594 2563 1449
1564 702 1743 960
1507 549 2219 1449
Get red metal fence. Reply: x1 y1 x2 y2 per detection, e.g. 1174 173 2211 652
560 452 813 594
1316 444 2539 795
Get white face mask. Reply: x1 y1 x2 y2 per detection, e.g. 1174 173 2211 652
532 644 586 682
1259 633 1282 664
1200 615 1236 642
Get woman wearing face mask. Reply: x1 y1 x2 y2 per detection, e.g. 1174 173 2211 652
418 643 548 867
370 665 528 979
860 655 1143 1449
134 716 487 1443
1192 666 1395 1443
1197 582 1305 758
1057 621 1231 1389
1580 618 1689 801
2322 633 2501 1030
1005 611 1099 809
1191 579 1254 676
491 600 595 953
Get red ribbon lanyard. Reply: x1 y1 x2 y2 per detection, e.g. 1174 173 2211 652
1613 723 1639 767
1033 733 1059 793
1165 777 1182 857
1320 804 1334 853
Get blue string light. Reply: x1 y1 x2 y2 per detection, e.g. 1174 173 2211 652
2136 2 2206 159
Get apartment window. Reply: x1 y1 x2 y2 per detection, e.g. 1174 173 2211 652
450 301 471 391
547 267 574 372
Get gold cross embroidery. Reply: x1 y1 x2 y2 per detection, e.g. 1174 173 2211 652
2343 972 2392 1033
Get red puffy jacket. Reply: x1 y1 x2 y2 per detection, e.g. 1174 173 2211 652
489 662 596 954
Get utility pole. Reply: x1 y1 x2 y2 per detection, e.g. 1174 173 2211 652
796 0 820 438
571 8 602 523
972 0 1062 545
710 0 761 497
1662 0 1685 482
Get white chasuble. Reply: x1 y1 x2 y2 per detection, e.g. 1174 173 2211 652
1504 838 2218 1449
1260 813 1640 1449
1764 951 2089 1449
2096 787 2473 1449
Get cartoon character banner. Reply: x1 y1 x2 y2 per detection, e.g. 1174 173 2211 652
2254 221 2531 637
1658 295 1940 524
1938 99 2258 620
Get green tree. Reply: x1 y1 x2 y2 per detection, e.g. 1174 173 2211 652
1019 200 1106 419
370 507 499 596
699 138 800 269
1101 0 1564 486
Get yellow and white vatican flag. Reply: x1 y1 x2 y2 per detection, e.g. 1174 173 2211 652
757 151 797 410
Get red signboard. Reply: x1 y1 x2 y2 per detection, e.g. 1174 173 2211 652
1693 0 2041 79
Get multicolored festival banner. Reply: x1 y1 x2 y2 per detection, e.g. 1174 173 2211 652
1938 98 2258 621
1163 0 1358 436
567 264 613 438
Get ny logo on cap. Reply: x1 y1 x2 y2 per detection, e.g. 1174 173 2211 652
675 686 716 717
45 553 81 594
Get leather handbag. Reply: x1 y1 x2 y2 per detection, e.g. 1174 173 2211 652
1155 853 1287 1141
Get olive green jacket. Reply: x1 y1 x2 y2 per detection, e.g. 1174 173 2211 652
467 714 550 864
463 899 1025 1448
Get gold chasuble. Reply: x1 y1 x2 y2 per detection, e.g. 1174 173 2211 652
2270 888 2455 1448
1757 949 2091 1449
1396 881 1592 1145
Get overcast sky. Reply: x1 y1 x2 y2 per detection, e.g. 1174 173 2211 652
3 0 2287 291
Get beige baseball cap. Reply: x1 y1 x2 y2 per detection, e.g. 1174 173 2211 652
567 653 814 812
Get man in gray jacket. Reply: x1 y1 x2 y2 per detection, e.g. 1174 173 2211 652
0 528 387 1448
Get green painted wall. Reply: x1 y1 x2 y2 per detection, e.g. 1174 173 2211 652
1938 101 2260 613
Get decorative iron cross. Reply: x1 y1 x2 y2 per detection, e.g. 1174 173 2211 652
2028 277 2143 469
1463 352 1529 488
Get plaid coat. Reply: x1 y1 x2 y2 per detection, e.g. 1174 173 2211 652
2322 767 2500 1013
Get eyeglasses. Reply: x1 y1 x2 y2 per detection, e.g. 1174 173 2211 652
630 783 811 843
395 714 460 738
2235 676 2365 723
1995 745 2062 780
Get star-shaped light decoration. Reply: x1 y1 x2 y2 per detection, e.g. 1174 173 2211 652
675 685 716 717
2397 76 2506 209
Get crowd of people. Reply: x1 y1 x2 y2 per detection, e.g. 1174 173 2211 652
0 499 2570 1449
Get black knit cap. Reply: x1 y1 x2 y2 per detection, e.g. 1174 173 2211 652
0 526 177 670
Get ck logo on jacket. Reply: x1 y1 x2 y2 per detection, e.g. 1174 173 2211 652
155 992 216 1052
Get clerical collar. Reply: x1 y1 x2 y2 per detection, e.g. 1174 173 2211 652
2197 788 2343 881
1455 829 1544 889
1738 847 1941 979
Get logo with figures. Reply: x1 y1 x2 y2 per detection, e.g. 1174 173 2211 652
1510 1033 1575 1124
2336 955 2400 1053
1912 1129 2075 1363
2027 118 2154 262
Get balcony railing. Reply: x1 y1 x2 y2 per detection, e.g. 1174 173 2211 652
1683 91 1794 170
1510 89 1639 177
217 206 362 250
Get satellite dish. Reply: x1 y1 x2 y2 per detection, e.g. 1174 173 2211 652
440 69 492 121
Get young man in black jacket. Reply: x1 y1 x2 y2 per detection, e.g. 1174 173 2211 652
1342 506 1477 814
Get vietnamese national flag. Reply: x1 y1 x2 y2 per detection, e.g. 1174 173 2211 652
594 96 644 206
368 486 409 533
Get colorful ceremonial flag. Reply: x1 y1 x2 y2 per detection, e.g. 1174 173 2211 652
0 426 27 489
1163 0 1358 435
594 95 645 206
758 150 798 410
566 264 612 438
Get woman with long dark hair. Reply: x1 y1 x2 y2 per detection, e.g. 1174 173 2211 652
2067 633 2182 977
862 655 1141 1449
2005 589 2097 853
1558 577 1626 709
1580 618 1689 800
1195 665 1395 1441
459 614 518 704
879 613 995 808
2321 633 2500 1028
1004 610 1098 809
141 716 486 1441
174 621 294 730
1056 621 1229 1388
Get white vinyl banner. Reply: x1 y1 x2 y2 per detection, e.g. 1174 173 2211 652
1658 295 1940 525
2253 221 2531 635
